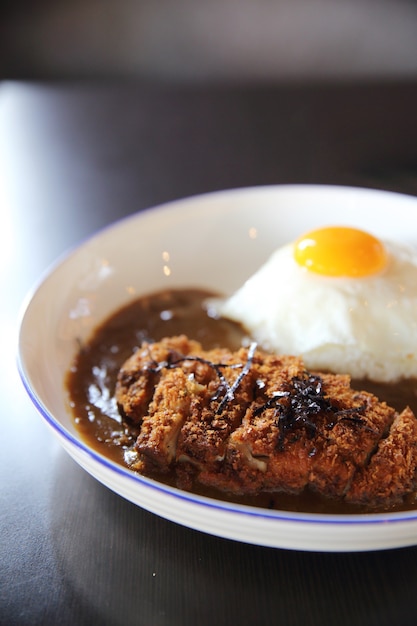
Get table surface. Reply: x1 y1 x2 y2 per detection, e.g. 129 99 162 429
2 79 417 626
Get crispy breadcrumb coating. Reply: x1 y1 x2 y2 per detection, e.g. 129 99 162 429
116 336 417 509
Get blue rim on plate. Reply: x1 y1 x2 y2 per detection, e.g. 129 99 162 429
17 184 417 551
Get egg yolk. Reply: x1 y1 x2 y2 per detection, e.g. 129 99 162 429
294 226 387 277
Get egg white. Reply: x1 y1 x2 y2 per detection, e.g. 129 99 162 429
214 240 417 382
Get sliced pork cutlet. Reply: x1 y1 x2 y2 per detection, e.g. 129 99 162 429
175 344 258 470
116 335 250 472
116 335 417 510
115 335 199 425
346 406 417 508
307 374 396 499
116 336 211 470
196 352 312 495
198 366 394 500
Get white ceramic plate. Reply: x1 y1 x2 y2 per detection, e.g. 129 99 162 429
18 184 417 552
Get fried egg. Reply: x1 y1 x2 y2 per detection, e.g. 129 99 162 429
213 226 417 382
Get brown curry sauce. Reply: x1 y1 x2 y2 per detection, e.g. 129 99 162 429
66 288 417 514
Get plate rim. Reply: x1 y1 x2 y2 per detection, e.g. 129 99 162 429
17 183 417 550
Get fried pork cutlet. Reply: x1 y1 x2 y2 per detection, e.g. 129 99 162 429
115 335 417 510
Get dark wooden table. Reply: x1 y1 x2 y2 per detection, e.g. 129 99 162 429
2 80 417 626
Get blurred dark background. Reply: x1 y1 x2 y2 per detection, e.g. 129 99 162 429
1 0 417 82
